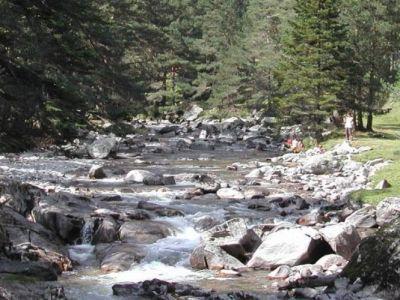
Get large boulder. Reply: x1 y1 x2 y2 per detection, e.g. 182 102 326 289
343 218 400 298
319 223 361 260
190 219 260 270
205 219 261 262
95 243 146 273
216 188 244 200
376 197 400 226
301 154 342 175
247 226 327 269
0 181 44 216
315 254 348 271
221 117 245 131
119 221 174 244
125 170 155 183
88 165 106 179
32 192 91 243
0 207 65 254
92 218 119 244
88 136 118 159
0 260 58 281
12 243 72 274
194 175 220 193
345 206 376 228
190 243 244 271
137 201 184 217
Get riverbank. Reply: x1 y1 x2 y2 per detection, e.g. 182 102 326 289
323 101 400 205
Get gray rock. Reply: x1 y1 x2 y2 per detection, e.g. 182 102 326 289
221 117 245 131
376 197 400 226
375 179 391 190
88 137 118 159
194 174 220 193
217 188 244 200
92 218 119 244
190 243 244 271
247 226 324 269
0 207 65 254
32 192 90 243
95 243 146 273
319 223 361 260
119 221 174 244
137 201 184 217
343 218 400 299
315 254 348 271
125 170 156 183
88 165 106 179
266 265 292 279
302 154 342 175
0 260 58 281
345 206 376 228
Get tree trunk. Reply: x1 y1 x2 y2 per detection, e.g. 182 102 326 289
357 110 364 131
366 112 373 131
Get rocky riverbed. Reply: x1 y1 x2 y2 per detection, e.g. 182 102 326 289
1 117 400 299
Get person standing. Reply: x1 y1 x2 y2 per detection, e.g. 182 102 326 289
344 112 354 141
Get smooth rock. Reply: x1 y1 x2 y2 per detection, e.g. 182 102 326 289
247 227 324 269
119 221 173 244
88 137 118 159
125 170 155 183
88 165 106 179
217 188 244 200
316 254 348 271
267 265 292 280
190 243 244 270
376 197 400 226
95 243 146 273
345 206 376 228
375 179 391 190
92 218 119 244
319 223 361 260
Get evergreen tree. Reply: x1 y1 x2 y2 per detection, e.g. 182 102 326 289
277 0 348 138
342 0 400 131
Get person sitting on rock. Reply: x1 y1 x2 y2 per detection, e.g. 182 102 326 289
291 136 304 153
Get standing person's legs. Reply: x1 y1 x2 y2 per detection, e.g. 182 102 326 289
345 128 350 141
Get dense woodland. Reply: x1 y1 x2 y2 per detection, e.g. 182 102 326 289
1 0 400 149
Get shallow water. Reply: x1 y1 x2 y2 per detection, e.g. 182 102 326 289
1 146 292 298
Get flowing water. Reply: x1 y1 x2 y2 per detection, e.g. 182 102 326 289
0 145 294 299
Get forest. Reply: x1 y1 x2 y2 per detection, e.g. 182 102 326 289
1 0 400 149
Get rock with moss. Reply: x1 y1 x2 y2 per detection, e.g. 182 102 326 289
343 217 400 298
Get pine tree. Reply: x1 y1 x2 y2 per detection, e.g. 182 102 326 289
277 0 348 138
341 0 400 131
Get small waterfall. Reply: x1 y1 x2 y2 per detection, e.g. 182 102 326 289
81 219 94 244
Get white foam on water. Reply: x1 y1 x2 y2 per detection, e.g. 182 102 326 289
144 217 201 266
99 261 210 284
68 244 95 265
134 190 176 203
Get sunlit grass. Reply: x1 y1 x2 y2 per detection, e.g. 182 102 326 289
323 101 400 205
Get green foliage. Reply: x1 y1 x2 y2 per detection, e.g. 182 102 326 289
1 0 400 151
276 0 348 139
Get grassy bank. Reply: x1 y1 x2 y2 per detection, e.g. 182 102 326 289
323 101 400 205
